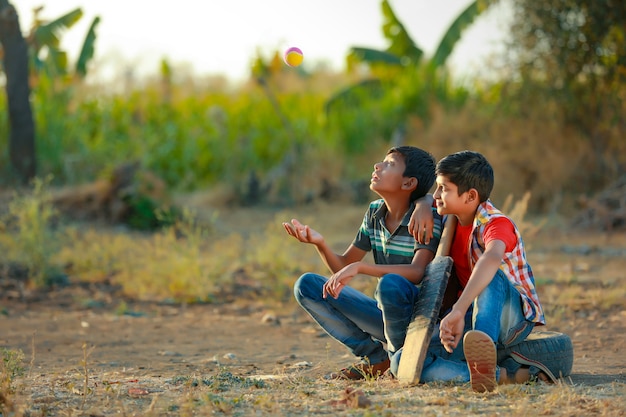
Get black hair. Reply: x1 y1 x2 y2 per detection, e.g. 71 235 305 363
387 146 436 201
436 150 494 202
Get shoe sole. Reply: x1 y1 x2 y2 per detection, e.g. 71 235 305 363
463 330 497 393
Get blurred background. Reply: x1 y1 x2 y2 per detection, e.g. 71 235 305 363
2 0 625 219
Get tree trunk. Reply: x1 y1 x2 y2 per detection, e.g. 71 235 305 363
0 0 36 184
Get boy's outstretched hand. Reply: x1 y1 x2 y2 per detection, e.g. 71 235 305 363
282 219 323 245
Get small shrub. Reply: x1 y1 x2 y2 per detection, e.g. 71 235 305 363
0 348 25 394
0 177 64 287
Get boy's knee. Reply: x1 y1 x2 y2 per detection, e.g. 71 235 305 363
376 274 410 301
294 273 323 302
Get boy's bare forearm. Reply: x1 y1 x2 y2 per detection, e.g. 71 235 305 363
356 262 426 283
313 241 347 274
452 250 502 314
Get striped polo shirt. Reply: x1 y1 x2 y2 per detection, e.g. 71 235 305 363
352 199 441 265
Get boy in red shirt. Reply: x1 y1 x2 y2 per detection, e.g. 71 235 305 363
395 150 553 392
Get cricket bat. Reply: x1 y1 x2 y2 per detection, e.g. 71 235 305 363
397 215 457 385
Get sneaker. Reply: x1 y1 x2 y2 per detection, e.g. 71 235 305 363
463 330 497 392
324 358 391 380
509 351 558 383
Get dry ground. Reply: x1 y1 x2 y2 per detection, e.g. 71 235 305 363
1 205 625 416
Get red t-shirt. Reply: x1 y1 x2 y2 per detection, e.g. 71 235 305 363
450 217 517 288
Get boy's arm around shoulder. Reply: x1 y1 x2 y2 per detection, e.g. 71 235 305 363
409 194 435 244
371 208 443 284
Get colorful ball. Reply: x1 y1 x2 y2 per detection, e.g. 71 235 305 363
284 47 303 67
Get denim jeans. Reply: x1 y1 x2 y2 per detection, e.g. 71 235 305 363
390 269 534 383
374 273 421 355
293 272 419 365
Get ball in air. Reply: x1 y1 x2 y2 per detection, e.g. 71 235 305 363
284 47 303 67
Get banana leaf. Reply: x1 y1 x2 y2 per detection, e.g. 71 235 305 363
43 48 68 76
31 8 83 50
75 16 100 77
347 47 403 68
430 0 497 68
324 78 383 115
381 0 423 63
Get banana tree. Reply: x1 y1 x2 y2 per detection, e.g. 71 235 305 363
326 0 498 146
27 7 100 79
0 4 100 184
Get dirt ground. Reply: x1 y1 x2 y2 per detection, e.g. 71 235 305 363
1 218 625 415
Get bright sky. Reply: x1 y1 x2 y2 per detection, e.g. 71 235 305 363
17 0 511 84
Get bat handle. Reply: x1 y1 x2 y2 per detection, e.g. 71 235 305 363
435 215 457 257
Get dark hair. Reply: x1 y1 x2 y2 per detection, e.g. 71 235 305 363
387 146 436 201
436 151 494 202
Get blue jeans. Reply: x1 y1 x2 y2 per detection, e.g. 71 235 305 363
390 269 534 382
293 272 419 365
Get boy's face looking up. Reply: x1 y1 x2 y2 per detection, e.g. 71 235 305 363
370 151 415 197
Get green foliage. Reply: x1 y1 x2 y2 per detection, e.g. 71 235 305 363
329 0 493 146
13 0 490 202
26 6 99 78
0 177 64 287
75 16 100 77
347 48 403 67
431 0 497 67
509 0 626 83
380 0 423 63
29 71 346 197
29 8 81 76
6 0 621 206
324 79 398 152
125 195 177 231
501 0 626 190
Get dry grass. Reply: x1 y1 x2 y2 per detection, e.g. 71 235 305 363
2 363 624 416
409 103 625 216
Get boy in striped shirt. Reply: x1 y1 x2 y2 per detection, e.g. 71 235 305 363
283 146 441 380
